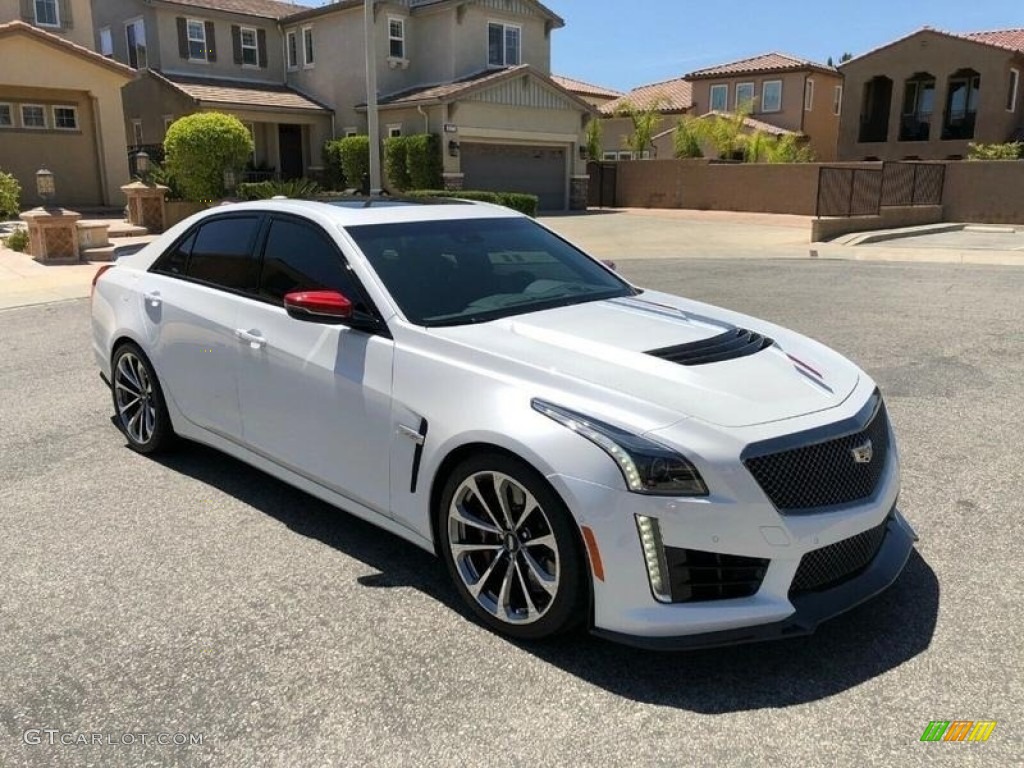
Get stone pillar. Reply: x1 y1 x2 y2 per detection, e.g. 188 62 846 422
570 174 590 211
121 181 170 233
442 173 465 192
19 207 83 263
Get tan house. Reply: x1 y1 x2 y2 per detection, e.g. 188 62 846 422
93 0 333 179
551 74 623 109
838 28 1024 161
597 76 693 159
0 20 133 207
281 0 594 209
685 52 842 161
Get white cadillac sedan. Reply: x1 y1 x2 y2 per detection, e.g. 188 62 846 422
91 198 916 649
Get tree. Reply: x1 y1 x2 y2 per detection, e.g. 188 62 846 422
672 116 703 158
583 117 603 161
616 98 665 158
697 110 749 160
0 170 21 219
163 112 253 202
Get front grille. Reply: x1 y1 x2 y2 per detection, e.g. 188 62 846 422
664 547 769 602
790 516 890 595
647 328 774 366
744 399 891 512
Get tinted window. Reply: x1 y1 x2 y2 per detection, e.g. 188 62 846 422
258 218 367 311
186 217 262 293
152 231 195 276
347 217 634 326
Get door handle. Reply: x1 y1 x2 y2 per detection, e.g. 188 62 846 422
234 328 267 349
143 290 161 307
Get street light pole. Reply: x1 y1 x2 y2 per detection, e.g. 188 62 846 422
364 0 382 195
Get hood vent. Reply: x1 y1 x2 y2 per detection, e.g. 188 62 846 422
646 328 774 366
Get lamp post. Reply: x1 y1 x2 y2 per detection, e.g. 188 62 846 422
364 0 382 195
35 167 55 207
223 167 237 196
134 150 151 181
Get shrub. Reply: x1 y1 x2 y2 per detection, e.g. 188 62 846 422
148 164 184 200
967 141 1023 160
584 118 603 161
0 170 21 219
3 226 29 252
405 134 442 190
236 178 322 200
322 139 347 189
408 189 538 217
334 136 370 190
673 117 703 159
383 136 412 191
163 112 253 202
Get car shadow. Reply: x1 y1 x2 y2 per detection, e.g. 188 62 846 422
153 441 939 714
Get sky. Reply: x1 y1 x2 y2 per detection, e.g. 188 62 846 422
540 0 1023 92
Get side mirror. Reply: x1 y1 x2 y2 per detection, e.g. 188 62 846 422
283 290 354 324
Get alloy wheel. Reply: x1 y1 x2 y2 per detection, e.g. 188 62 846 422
114 351 157 445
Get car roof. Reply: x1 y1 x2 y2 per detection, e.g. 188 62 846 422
211 197 524 227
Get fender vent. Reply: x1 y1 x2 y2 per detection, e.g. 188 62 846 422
647 328 774 366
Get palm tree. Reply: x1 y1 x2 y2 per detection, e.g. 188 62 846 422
616 98 666 158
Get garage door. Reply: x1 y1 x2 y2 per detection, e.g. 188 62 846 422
460 143 566 210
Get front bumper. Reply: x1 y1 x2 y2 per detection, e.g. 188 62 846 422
591 509 915 650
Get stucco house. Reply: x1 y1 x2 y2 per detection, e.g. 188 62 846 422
838 27 1024 161
685 52 842 161
597 76 693 159
0 17 133 208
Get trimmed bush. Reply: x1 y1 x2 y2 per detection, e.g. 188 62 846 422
332 136 370 190
3 226 29 252
408 189 538 217
236 178 322 200
383 136 412 191
406 134 442 190
321 140 347 189
0 170 21 219
163 112 253 202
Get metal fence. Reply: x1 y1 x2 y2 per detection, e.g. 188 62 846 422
586 161 617 208
817 161 946 217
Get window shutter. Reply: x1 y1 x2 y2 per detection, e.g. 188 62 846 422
57 0 73 28
176 17 189 59
231 25 242 64
20 0 33 22
257 29 267 68
205 21 217 62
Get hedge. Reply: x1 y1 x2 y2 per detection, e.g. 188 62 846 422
405 134 442 190
407 189 538 217
383 137 412 191
325 136 370 191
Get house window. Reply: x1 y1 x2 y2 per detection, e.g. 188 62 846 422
21 105 46 129
859 75 893 143
762 80 782 112
344 128 358 138
389 17 405 59
488 22 520 66
833 85 843 115
99 27 113 57
942 70 980 140
187 19 207 60
302 26 314 68
34 0 59 27
735 82 754 111
125 19 147 69
387 124 402 138
131 119 143 145
240 27 258 66
53 106 78 130
0 104 12 128
709 84 728 111
899 73 935 141
804 79 814 111
163 115 175 134
602 151 617 160
1008 69 1020 112
286 31 298 69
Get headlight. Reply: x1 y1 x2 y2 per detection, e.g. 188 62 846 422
531 399 708 496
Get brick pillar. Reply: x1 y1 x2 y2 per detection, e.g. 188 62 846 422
19 207 83 263
121 181 170 233
570 175 590 211
442 173 465 192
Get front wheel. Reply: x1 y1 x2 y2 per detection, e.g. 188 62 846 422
111 343 174 454
438 452 587 640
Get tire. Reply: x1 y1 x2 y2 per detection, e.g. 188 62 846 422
437 451 587 640
110 342 174 455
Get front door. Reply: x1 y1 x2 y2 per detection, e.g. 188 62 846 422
234 215 395 514
278 124 304 180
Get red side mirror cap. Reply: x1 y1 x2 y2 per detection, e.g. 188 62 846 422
283 290 354 323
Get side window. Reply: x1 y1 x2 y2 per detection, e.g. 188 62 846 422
186 216 262 293
152 231 196 277
259 218 367 312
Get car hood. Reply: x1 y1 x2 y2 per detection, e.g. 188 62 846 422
429 291 860 429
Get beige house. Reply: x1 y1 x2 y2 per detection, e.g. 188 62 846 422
93 0 333 179
282 0 593 209
551 74 623 109
3 0 93 47
838 28 1024 161
685 52 842 161
598 76 692 159
0 20 133 207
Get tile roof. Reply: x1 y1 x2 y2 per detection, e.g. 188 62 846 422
159 0 306 20
841 27 1024 68
599 77 692 115
686 52 835 79
154 72 330 112
550 74 624 99
0 20 136 78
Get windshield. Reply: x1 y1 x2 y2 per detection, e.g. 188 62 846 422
347 217 636 326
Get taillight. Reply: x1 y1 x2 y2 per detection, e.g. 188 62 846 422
91 264 116 299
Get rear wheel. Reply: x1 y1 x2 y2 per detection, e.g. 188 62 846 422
438 452 587 640
111 343 173 454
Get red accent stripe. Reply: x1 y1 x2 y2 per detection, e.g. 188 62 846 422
787 353 823 379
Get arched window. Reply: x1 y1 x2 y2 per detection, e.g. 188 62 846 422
943 69 980 140
899 72 935 141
